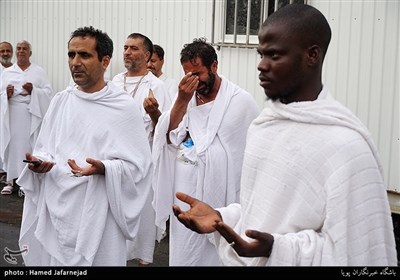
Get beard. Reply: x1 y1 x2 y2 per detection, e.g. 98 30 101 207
196 71 216 96
0 57 11 65
124 59 140 72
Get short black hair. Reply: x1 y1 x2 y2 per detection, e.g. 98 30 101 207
153 44 165 60
69 26 113 61
180 37 217 69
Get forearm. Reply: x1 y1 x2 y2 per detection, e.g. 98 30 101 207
148 108 162 128
167 100 188 143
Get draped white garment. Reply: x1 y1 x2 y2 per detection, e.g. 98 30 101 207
0 63 10 170
112 71 171 145
0 63 11 171
17 82 153 266
215 87 398 266
0 63 53 181
152 76 260 266
112 70 171 263
159 73 177 106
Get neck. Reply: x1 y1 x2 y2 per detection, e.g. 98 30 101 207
78 80 107 94
198 75 222 103
18 62 31 71
1 62 12 68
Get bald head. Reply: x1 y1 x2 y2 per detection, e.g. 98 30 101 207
262 4 331 58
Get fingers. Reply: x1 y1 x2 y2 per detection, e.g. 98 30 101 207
172 204 181 217
67 159 79 169
172 204 189 226
86 157 105 175
245 229 273 244
178 72 199 96
175 192 197 205
172 204 200 233
185 73 199 92
67 158 105 176
67 159 84 176
245 229 263 239
85 157 97 166
215 221 242 245
143 97 159 113
148 89 154 98
26 155 54 173
245 229 274 257
25 152 33 161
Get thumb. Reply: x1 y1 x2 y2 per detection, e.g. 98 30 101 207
25 152 33 160
86 157 98 166
148 88 154 98
176 192 197 206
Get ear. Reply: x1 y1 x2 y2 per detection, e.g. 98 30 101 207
211 60 218 73
145 51 151 63
102 55 111 70
306 45 322 67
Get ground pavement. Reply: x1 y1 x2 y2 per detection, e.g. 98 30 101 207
0 181 169 267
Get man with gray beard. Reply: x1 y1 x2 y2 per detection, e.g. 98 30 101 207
0 41 13 184
0 40 53 195
112 33 171 266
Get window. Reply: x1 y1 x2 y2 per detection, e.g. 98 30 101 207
212 0 306 48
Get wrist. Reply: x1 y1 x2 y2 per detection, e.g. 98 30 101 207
215 210 223 222
266 234 274 258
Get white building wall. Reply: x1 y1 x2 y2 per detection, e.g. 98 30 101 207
0 0 214 92
310 0 399 192
0 0 398 191
217 0 399 191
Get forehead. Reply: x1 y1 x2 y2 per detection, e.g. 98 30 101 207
16 42 30 49
124 37 144 48
258 24 295 48
0 43 12 50
182 57 205 71
259 23 289 40
68 36 96 51
151 53 161 60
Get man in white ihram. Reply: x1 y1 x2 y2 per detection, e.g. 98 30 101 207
172 4 397 266
17 26 153 266
152 38 260 266
112 33 171 266
0 40 53 195
147 44 178 104
0 41 14 184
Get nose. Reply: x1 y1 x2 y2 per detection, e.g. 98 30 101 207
70 55 82 67
257 57 270 72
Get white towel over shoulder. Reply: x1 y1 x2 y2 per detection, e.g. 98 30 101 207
18 82 153 266
215 87 397 266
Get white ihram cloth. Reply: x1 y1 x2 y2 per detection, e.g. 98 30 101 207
112 71 170 263
159 73 177 105
215 87 398 266
0 63 12 171
112 71 171 145
17 82 153 266
152 76 260 266
0 63 53 181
